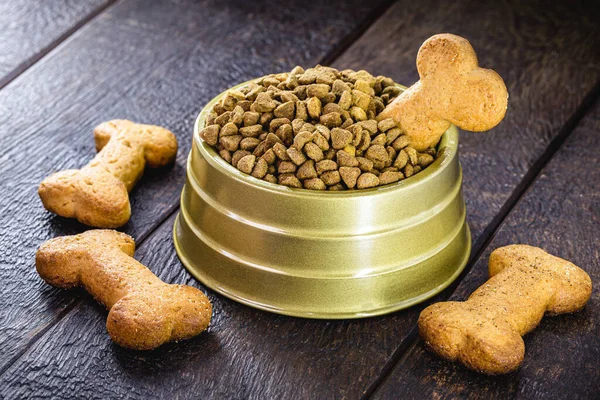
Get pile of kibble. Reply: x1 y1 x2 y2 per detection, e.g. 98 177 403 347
199 65 437 190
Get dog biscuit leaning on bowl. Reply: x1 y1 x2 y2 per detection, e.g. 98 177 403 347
38 120 178 228
378 33 508 151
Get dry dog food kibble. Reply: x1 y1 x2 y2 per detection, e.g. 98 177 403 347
200 65 437 190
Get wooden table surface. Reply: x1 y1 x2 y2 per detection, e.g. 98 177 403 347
0 1 598 399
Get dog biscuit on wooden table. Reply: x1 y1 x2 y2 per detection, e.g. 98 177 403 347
38 120 178 228
36 230 212 350
418 245 592 374
378 33 508 151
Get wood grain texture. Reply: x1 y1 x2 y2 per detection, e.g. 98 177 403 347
0 0 113 87
0 0 384 374
1 1 600 399
1 1 599 399
373 101 600 400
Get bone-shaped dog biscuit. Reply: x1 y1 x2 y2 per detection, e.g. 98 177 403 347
378 34 508 150
418 245 592 374
36 230 212 350
38 120 178 228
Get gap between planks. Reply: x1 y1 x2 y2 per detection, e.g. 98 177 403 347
0 0 395 379
0 0 119 91
361 79 600 399
318 0 396 66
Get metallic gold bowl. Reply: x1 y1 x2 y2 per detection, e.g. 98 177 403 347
173 80 471 319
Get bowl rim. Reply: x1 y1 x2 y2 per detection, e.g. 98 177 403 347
193 78 459 198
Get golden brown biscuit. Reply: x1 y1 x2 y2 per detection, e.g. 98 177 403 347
418 245 592 374
378 34 508 150
38 120 178 228
36 230 212 350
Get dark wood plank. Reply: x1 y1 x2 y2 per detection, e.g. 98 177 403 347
0 0 113 87
0 0 386 374
373 100 600 400
1 1 599 399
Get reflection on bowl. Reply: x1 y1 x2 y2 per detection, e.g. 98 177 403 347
173 80 471 319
